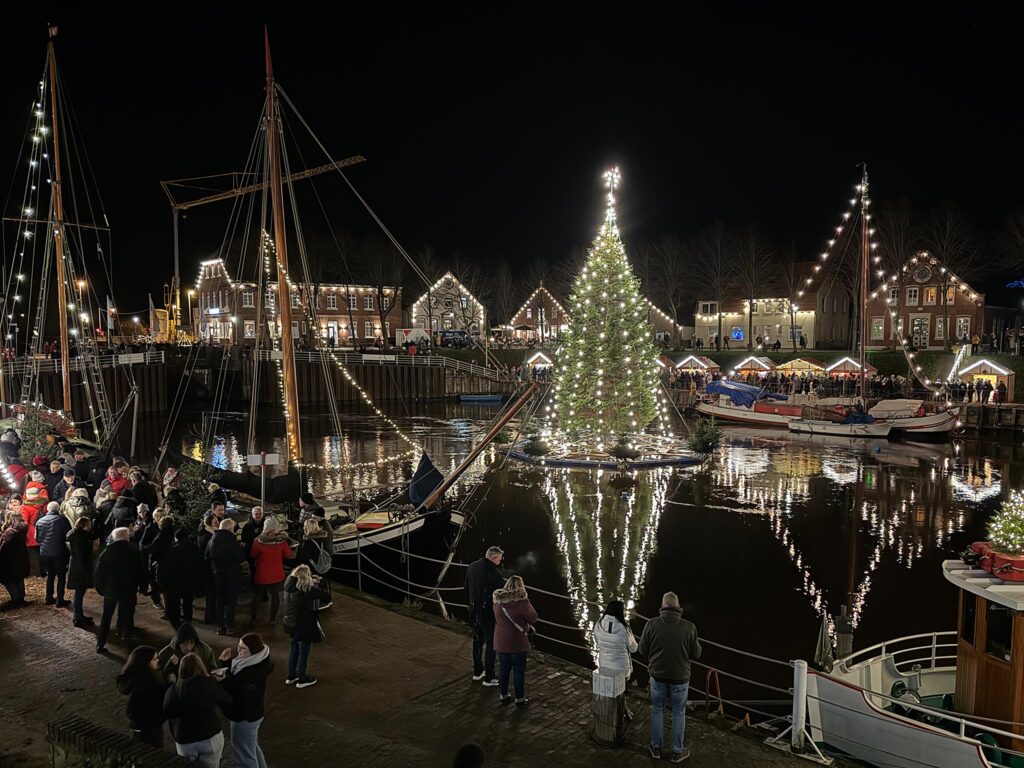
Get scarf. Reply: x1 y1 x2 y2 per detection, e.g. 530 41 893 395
231 645 270 675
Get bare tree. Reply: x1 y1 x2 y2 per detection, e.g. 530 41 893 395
650 238 693 346
451 253 491 337
734 227 775 350
360 236 406 349
779 244 803 352
410 245 444 337
875 198 921 349
551 246 588 301
995 209 1024 274
695 222 735 351
926 204 983 352
489 262 521 331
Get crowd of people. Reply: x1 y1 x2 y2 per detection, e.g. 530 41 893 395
464 545 702 763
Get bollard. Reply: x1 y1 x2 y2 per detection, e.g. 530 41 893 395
356 532 362 592
791 659 808 751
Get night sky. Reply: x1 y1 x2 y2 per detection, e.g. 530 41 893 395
2 3 1022 311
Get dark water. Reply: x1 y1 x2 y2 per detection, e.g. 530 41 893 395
140 404 1014 691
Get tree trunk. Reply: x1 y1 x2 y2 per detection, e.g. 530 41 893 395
747 293 754 351
943 288 951 352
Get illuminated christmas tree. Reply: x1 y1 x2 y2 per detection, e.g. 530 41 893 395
989 491 1024 554
553 168 661 439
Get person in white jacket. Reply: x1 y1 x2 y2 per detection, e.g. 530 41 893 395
593 599 639 718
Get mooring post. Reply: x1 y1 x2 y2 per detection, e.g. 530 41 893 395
356 531 362 592
792 659 808 751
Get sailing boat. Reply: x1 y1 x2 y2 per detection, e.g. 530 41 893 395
0 28 129 452
159 32 539 553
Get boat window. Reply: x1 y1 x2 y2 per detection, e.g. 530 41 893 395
985 603 1013 662
961 594 976 645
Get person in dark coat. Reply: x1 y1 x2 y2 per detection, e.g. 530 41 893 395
160 528 205 628
130 471 159 511
94 526 145 652
134 506 163 606
0 510 30 610
66 516 96 627
197 501 227 625
297 492 325 524
240 506 265 590
492 575 539 706
106 491 139 535
282 564 330 688
53 467 85 504
35 500 72 607
206 519 244 636
463 545 506 686
44 459 64 498
117 645 169 748
157 621 218 680
145 513 176 614
217 632 273 768
163 653 231 767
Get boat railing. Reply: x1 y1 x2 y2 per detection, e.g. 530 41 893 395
1 350 165 376
837 630 958 675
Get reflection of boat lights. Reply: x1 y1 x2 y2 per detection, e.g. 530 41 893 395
950 474 1001 504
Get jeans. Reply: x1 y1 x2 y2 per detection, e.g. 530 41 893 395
650 680 689 753
41 556 68 603
163 589 194 627
72 587 87 620
230 718 267 768
175 730 224 768
252 581 281 624
472 618 497 678
288 638 311 679
215 577 239 629
97 594 137 648
498 651 527 700
3 580 25 603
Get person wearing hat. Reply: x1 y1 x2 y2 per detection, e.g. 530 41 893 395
297 493 324 525
463 545 506 686
53 467 85 504
21 481 48 577
249 516 293 627
61 487 94 528
6 459 29 491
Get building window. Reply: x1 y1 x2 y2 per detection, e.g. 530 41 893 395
906 287 919 305
443 316 454 330
946 286 955 303
526 308 533 319
924 287 937 305
888 288 897 302
244 320 255 338
364 321 373 338
443 298 453 310
385 322 390 338
348 294 357 310
870 318 885 340
326 293 337 310
750 300 758 314
961 594 976 646
699 302 717 316
956 317 971 340
936 318 944 340
242 290 254 308
364 295 374 310
291 293 299 308
986 603 1013 663
460 296 469 310
382 296 390 311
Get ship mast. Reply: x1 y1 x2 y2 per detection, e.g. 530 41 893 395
47 30 72 414
858 164 870 406
265 30 302 462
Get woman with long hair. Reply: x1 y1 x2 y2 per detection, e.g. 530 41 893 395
0 509 30 610
492 575 539 706
282 564 330 688
297 517 333 609
218 632 273 768
163 652 231 767
66 516 95 627
593 598 639 718
116 645 168 747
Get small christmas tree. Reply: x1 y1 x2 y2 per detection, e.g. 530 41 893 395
17 412 59 465
553 168 661 439
989 491 1024 554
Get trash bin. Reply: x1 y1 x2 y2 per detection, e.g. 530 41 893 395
591 670 627 746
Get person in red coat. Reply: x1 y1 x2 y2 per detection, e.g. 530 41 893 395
6 460 29 492
249 516 292 627
21 482 48 576
102 465 131 498
0 509 31 609
492 575 539 706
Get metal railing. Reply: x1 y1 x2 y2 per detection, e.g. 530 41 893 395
255 348 508 382
1 350 165 376
836 631 958 675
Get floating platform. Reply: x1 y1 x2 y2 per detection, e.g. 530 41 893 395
507 434 701 469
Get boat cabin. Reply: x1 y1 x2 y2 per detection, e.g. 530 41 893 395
958 359 1016 403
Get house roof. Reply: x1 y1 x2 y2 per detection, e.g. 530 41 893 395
510 285 569 324
411 271 484 314
733 356 776 372
776 357 827 372
825 356 878 375
674 355 721 371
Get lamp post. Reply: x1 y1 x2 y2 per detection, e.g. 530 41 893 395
187 289 195 332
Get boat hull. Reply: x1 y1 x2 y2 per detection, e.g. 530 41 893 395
331 510 465 553
694 401 793 427
788 419 892 438
880 409 960 438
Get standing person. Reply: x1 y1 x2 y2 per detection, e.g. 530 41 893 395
21 482 47 576
60 487 94 528
66 516 96 627
146 513 177 614
161 528 204 628
0 509 30 610
116 645 169 748
638 591 702 762
492 575 538 707
35 500 72 607
53 467 85 504
198 500 227 625
297 492 325 524
249 517 292 627
998 381 1008 404
282 564 330 688
138 508 166 609
296 518 333 608
218 633 273 768
593 599 639 715
94 527 144 652
163 653 232 768
207 518 244 635
130 470 159 510
463 545 505 686
240 506 265 562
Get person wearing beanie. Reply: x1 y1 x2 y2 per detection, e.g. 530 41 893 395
35 500 72 607
218 632 273 768
60 486 95 528
297 492 324 524
249 516 292 627
53 467 85 504
21 481 48 577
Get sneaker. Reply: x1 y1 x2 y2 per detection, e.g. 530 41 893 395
648 746 661 760
471 673 486 681
295 677 318 689
514 698 530 707
670 750 690 763
285 677 300 685
481 677 499 687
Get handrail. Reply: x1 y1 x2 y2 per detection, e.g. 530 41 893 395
1 350 165 376
254 348 509 382
838 630 957 671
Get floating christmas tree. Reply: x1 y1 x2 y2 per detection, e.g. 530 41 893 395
553 168 661 440
989 491 1024 554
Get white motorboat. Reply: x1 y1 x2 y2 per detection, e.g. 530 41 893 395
868 399 961 438
788 419 893 438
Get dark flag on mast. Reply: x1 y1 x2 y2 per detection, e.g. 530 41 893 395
409 453 444 508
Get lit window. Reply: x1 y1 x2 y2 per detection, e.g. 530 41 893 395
242 290 254 308
870 318 885 340
291 293 299 308
326 293 337 310
946 287 955 303
936 318 944 340
460 296 469 310
364 321 373 337
244 320 255 338
526 308 533 319
924 287 937 304
364 295 374 310
348 295 357 310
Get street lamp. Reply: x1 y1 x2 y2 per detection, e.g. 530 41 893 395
187 289 196 333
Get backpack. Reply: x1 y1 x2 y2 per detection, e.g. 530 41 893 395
311 540 332 575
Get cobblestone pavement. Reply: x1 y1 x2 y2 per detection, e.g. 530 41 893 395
0 579 836 767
